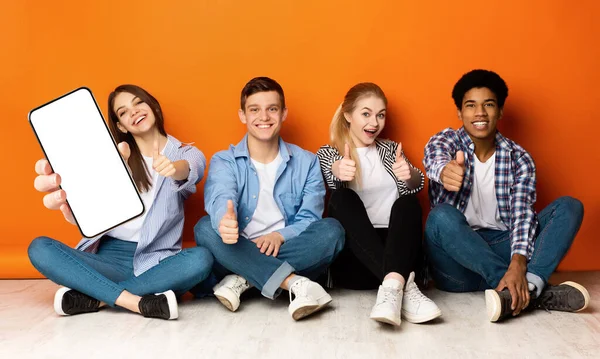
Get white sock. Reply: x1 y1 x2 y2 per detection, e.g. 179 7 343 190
382 278 402 290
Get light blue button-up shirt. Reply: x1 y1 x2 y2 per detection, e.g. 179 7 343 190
75 135 206 276
204 135 325 241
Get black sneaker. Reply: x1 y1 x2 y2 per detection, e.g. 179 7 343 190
532 281 590 313
138 290 178 320
485 289 515 322
54 287 100 316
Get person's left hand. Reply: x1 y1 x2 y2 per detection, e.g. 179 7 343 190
252 232 284 257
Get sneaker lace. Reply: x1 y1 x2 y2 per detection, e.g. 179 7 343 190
536 291 567 313
406 282 431 303
230 277 249 296
379 287 399 308
289 278 309 303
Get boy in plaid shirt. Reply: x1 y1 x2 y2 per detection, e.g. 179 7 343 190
423 69 589 322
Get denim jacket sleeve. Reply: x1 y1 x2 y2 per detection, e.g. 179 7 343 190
275 155 326 241
204 151 239 234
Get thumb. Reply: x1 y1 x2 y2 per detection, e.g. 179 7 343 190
395 142 403 163
153 135 160 160
117 142 131 163
456 151 465 166
226 200 236 218
344 143 351 159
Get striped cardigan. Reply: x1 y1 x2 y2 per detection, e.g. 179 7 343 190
316 139 424 195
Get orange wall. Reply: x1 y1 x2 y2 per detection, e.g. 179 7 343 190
2 1 598 278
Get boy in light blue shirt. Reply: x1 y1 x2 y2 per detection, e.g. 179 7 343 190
194 77 345 321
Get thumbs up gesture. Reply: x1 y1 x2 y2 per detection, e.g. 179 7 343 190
152 136 176 177
117 141 131 163
332 143 357 182
219 200 239 244
392 142 411 181
441 150 465 192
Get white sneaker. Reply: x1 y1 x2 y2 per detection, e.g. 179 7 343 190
370 284 403 326
288 277 332 321
213 274 252 312
402 272 442 323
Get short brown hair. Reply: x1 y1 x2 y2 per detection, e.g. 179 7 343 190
240 77 285 110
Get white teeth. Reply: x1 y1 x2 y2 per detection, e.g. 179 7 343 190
257 124 271 128
134 115 146 125
473 121 487 126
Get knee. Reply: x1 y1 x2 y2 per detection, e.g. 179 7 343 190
318 218 346 253
27 236 54 267
556 196 584 224
180 247 214 280
329 188 360 208
391 194 422 216
194 216 217 247
425 204 463 232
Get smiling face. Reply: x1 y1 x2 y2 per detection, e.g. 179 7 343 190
458 87 502 142
113 91 157 135
238 91 287 143
344 95 386 148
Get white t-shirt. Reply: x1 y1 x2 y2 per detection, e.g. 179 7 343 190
242 153 286 239
108 154 158 242
349 145 399 228
464 153 508 231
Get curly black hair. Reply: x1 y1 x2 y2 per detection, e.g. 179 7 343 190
452 69 508 109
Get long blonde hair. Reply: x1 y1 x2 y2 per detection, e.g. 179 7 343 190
330 82 388 187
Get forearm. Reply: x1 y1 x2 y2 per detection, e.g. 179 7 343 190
171 160 190 181
508 253 527 274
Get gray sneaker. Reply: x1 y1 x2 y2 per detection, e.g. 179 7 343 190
532 281 590 312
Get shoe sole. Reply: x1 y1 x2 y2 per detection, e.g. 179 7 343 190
485 289 502 322
370 312 401 326
291 293 332 321
162 290 178 320
215 293 237 312
402 308 442 324
561 281 590 311
54 287 71 316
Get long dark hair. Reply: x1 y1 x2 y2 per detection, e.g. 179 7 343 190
107 85 167 192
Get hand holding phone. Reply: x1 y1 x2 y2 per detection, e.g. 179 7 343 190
29 87 144 237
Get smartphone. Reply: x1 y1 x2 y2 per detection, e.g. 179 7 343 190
29 87 145 238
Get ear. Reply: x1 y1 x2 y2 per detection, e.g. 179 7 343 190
457 108 463 121
238 109 247 124
117 122 128 134
281 107 288 123
343 111 352 124
498 108 504 120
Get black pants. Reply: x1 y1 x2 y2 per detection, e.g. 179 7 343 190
327 188 424 290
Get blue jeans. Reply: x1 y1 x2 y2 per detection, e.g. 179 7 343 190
194 216 345 299
28 236 214 306
424 197 584 292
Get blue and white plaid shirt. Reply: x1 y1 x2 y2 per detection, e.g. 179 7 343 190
423 127 537 259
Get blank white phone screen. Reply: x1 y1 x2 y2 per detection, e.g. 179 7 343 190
29 88 144 238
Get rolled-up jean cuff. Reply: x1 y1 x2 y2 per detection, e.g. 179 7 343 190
261 261 295 299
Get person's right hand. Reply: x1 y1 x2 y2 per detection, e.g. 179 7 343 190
331 143 356 182
33 141 131 225
440 151 465 192
219 200 239 244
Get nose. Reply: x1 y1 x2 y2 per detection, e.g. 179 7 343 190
260 110 269 121
475 104 487 116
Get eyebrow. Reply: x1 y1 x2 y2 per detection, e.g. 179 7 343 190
247 103 280 108
464 99 497 104
115 96 140 114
